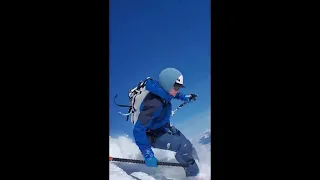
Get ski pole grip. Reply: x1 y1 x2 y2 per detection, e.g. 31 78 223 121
190 94 197 101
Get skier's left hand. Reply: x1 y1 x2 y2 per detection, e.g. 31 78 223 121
185 94 197 102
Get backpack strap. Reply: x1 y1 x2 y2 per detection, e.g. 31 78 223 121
113 94 131 107
126 107 132 121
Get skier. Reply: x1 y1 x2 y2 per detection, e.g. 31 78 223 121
132 68 200 178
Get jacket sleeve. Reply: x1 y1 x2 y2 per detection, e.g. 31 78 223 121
174 92 189 101
133 97 163 153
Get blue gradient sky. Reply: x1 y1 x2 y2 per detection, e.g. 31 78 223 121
110 0 210 139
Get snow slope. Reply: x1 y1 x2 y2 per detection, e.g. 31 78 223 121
109 131 211 180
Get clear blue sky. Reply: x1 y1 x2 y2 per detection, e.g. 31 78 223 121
110 0 211 139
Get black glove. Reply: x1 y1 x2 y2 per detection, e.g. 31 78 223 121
189 94 197 101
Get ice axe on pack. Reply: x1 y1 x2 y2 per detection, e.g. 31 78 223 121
171 94 197 117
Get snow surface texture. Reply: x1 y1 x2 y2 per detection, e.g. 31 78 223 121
109 130 211 180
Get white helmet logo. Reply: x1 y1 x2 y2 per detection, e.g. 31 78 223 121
176 75 183 85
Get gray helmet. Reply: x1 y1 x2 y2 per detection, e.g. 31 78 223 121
159 68 184 93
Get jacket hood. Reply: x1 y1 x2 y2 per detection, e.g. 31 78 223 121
145 79 173 102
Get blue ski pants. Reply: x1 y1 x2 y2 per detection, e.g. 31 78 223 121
148 128 200 177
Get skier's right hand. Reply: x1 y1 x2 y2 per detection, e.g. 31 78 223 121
185 94 198 102
142 148 158 167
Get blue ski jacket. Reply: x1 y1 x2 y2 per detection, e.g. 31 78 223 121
133 79 190 156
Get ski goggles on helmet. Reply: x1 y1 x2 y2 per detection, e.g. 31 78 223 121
173 82 184 91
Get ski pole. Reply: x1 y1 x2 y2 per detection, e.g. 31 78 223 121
109 156 189 167
171 101 188 116
171 95 197 116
